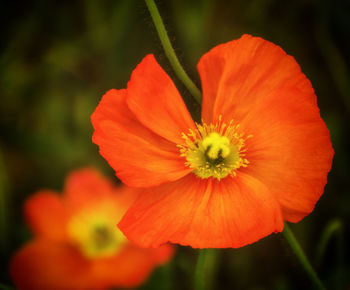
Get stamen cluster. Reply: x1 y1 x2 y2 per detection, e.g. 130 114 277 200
178 116 250 180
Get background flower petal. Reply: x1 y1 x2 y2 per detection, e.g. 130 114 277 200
127 54 197 146
62 169 141 226
92 89 191 187
10 240 94 290
24 191 68 241
118 174 283 248
91 244 174 288
63 168 114 207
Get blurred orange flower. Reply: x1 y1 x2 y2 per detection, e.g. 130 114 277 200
10 168 173 290
91 34 334 249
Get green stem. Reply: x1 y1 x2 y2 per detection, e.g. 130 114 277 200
315 219 343 267
194 249 217 290
283 223 326 290
195 249 207 290
144 0 202 104
315 219 344 290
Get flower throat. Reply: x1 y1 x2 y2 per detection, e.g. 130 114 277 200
68 212 127 259
178 116 250 180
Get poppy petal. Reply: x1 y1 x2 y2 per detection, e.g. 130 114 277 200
239 87 334 222
197 41 228 123
91 244 174 288
119 174 283 248
92 89 191 187
10 240 94 290
127 54 197 145
25 191 68 241
197 34 314 124
197 34 333 222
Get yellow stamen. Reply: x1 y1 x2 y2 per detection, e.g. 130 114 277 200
178 116 250 180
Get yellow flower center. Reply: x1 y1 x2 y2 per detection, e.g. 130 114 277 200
68 207 127 259
178 116 250 180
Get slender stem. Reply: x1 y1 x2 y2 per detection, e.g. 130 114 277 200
315 219 344 290
194 249 217 290
195 249 207 290
144 0 202 104
283 223 326 290
315 219 343 267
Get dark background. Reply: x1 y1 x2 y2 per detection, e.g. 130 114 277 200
0 0 349 289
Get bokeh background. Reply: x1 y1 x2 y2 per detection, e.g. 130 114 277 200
1 0 349 289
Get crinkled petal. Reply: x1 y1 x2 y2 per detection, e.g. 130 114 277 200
197 41 227 123
198 34 314 124
118 174 283 248
197 34 333 222
24 191 68 241
127 54 197 145
92 89 191 187
240 87 334 222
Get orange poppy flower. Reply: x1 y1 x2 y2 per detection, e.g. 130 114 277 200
10 168 173 290
91 34 334 249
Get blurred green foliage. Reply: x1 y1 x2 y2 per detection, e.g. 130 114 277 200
1 0 349 289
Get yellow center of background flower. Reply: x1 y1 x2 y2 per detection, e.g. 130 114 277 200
68 205 127 259
178 116 250 180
